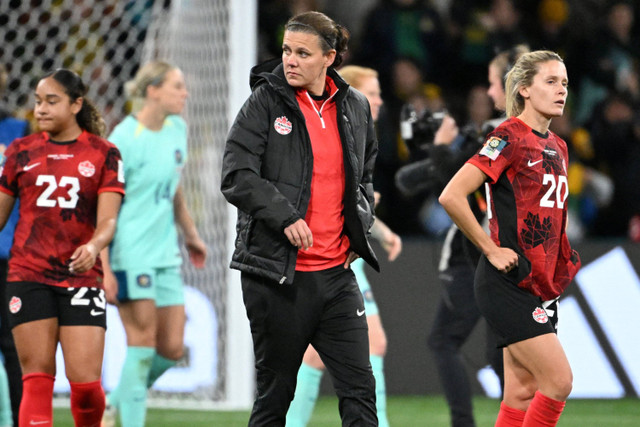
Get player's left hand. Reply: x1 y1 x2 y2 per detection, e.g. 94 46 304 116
343 251 360 268
381 232 402 261
103 269 119 304
186 235 207 268
433 115 459 146
69 243 99 274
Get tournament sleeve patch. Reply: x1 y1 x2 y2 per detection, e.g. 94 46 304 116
479 136 508 160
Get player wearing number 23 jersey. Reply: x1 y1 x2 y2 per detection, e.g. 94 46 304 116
107 114 187 270
467 117 580 300
0 130 125 288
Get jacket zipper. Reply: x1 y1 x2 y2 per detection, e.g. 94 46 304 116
280 88 341 284
305 90 338 129
279 90 342 285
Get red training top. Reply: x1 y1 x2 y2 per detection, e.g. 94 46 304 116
295 77 350 271
467 117 580 299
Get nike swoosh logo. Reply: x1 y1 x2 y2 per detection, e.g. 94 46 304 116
90 309 104 316
23 162 41 171
527 159 543 167
356 309 365 317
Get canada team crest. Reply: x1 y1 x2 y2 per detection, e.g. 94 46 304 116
274 116 292 135
532 307 548 323
9 296 21 314
78 160 96 177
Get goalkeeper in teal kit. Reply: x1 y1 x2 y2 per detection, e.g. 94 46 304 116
100 61 207 427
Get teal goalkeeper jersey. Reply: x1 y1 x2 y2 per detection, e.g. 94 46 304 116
108 115 188 269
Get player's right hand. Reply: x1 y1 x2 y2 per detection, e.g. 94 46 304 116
487 246 519 274
284 219 313 250
68 242 98 274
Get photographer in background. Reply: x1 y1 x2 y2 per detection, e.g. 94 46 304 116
397 46 528 427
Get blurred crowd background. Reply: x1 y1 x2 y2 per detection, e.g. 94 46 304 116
2 0 639 242
258 0 640 242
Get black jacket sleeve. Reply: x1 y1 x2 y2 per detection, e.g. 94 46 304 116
221 86 301 232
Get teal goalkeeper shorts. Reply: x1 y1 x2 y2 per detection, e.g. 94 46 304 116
351 258 379 316
114 266 184 307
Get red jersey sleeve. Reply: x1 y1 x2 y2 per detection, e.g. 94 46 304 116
0 140 20 197
98 145 125 195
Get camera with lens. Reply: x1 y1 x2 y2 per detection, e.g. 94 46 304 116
396 104 495 197
399 104 447 155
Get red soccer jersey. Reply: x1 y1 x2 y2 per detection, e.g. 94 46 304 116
0 131 125 288
467 117 580 300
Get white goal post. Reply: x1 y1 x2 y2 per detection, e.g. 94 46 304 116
0 0 256 410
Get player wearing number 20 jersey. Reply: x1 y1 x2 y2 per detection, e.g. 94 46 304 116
107 114 187 270
0 130 125 288
467 117 580 300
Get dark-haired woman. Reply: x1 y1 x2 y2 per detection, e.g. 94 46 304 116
0 69 124 427
221 11 379 426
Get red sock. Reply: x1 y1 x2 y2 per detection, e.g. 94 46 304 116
522 391 565 427
70 380 106 427
20 373 55 427
495 400 526 427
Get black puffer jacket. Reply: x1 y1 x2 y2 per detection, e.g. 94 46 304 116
221 59 379 285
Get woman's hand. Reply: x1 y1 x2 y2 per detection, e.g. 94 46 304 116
69 243 99 274
433 115 459 146
487 246 519 274
186 235 207 268
284 219 313 250
343 251 360 268
381 231 402 261
103 269 119 304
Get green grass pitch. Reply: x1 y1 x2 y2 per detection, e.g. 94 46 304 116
52 395 639 426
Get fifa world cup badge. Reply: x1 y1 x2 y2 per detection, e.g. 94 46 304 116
479 137 508 160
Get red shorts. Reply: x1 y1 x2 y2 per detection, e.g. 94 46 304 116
5 281 107 329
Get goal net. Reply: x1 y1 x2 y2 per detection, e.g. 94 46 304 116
0 0 255 409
